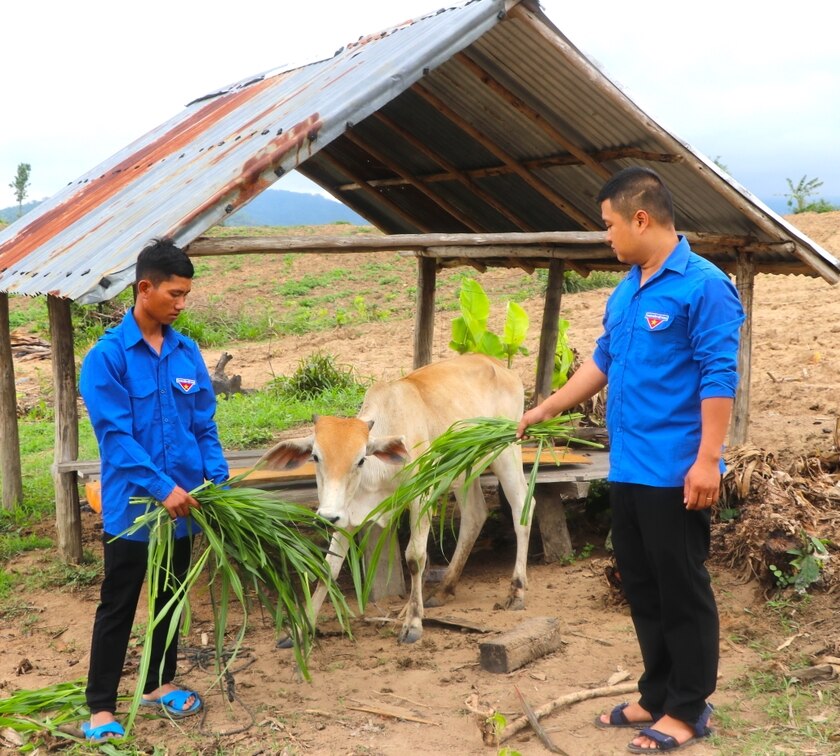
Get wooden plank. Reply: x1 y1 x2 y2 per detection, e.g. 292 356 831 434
0 293 23 510
186 231 765 256
48 295 82 563
479 616 563 673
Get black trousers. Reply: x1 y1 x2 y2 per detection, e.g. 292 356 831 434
85 534 192 714
610 483 719 723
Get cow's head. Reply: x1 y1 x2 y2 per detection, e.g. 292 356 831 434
259 415 409 528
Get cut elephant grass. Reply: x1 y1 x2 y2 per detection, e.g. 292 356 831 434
369 414 603 530
120 480 368 734
0 679 129 747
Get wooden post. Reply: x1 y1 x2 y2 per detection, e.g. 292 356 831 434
534 259 565 404
48 295 83 563
730 252 755 445
364 524 406 601
414 256 437 369
0 293 24 510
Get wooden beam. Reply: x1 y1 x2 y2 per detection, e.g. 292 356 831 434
0 293 23 510
317 150 432 233
456 51 611 181
189 230 776 256
47 295 82 563
414 257 437 369
730 252 755 445
373 111 536 231
336 147 683 190
343 130 482 231
535 259 565 404
413 82 599 230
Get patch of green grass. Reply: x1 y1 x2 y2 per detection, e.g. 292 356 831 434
0 568 12 599
175 307 277 346
21 550 101 592
720 670 839 754
276 269 351 296
216 383 367 448
0 532 53 560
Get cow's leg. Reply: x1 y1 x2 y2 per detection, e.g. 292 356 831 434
399 503 431 644
309 531 350 623
278 531 349 648
492 448 531 610
425 480 488 607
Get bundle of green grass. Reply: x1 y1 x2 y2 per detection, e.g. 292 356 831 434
370 413 602 527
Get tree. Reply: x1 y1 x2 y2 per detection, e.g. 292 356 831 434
784 175 824 213
9 163 31 218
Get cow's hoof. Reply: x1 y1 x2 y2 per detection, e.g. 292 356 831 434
505 596 526 611
424 593 446 608
399 624 423 644
276 634 293 649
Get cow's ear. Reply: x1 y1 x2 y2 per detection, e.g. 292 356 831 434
259 436 314 470
366 435 409 465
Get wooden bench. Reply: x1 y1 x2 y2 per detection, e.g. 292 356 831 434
59 447 610 596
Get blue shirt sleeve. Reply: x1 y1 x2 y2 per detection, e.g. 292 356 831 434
189 341 229 485
79 342 177 502
688 275 745 400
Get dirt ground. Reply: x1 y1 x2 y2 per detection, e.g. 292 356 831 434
2 212 840 755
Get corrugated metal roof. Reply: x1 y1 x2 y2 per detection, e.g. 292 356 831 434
1 0 837 302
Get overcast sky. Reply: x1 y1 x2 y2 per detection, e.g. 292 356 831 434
2 0 838 210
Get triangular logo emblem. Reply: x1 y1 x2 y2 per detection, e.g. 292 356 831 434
645 312 669 330
176 378 197 393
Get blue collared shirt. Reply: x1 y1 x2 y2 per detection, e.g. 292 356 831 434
592 236 745 487
79 309 228 540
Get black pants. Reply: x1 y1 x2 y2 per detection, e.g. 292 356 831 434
610 483 718 723
85 534 192 714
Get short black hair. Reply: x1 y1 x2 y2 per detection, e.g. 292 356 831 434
596 167 675 226
135 237 194 286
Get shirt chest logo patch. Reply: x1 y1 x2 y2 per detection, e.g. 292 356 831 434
644 312 670 330
176 378 197 393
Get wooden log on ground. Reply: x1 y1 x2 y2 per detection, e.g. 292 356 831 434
479 616 563 673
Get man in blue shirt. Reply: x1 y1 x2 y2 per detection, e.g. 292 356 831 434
79 238 228 742
518 167 744 752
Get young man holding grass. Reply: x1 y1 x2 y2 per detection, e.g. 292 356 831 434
79 238 228 742
518 167 744 752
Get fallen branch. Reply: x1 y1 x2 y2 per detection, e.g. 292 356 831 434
345 699 439 726
498 681 638 744
514 685 569 755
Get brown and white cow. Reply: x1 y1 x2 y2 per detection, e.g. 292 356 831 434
259 353 531 643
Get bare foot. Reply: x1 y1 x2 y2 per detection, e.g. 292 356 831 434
89 710 117 729
629 714 695 750
598 701 653 726
142 683 196 711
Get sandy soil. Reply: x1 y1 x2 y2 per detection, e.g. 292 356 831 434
2 213 839 754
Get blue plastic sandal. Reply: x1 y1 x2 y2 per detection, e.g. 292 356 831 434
81 720 125 743
594 701 659 729
141 688 203 718
626 703 714 752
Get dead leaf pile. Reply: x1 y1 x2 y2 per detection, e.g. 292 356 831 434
713 445 840 590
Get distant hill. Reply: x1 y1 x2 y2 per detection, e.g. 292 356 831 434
0 189 367 227
223 189 367 226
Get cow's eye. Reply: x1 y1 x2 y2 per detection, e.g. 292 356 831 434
357 458 365 467
311 453 319 463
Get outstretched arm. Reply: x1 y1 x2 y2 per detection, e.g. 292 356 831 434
516 358 607 438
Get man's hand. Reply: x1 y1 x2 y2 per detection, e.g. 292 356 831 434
516 405 550 439
683 459 721 510
161 486 199 519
